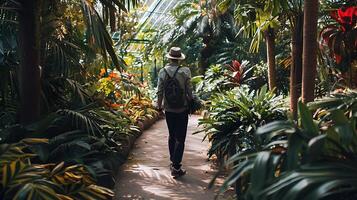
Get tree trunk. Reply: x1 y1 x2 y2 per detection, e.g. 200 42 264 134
302 0 319 103
290 13 303 119
199 46 211 74
264 26 277 92
199 34 214 74
110 8 116 32
18 0 42 125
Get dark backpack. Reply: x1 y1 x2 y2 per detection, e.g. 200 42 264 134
163 67 185 108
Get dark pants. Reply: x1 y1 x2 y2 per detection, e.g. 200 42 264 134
165 111 189 169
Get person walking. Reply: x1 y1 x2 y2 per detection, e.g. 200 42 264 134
156 47 193 178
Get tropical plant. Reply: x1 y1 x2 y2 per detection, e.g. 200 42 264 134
0 0 158 189
224 0 321 113
217 0 292 92
146 0 258 75
314 63 342 98
198 85 286 161
309 88 357 116
0 0 139 124
219 95 357 200
251 58 290 95
95 69 141 103
194 60 254 100
0 139 114 200
319 5 357 72
0 103 141 188
94 68 158 122
124 95 158 122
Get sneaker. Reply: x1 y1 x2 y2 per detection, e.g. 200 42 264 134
171 167 186 178
169 163 174 171
169 163 179 171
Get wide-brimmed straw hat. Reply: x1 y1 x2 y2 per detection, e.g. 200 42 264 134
166 47 186 60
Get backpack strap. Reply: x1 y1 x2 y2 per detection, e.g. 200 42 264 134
163 66 181 79
172 66 181 78
163 68 170 79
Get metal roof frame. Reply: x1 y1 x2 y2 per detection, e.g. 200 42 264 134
124 0 180 54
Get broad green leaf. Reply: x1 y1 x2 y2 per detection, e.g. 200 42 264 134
256 121 294 135
298 101 319 137
249 151 271 195
307 135 326 162
286 132 304 170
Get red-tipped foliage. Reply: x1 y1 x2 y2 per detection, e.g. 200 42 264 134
320 6 357 65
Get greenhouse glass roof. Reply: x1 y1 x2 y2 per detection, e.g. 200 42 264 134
125 0 180 53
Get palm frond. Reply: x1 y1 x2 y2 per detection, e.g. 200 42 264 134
56 108 103 136
81 0 126 72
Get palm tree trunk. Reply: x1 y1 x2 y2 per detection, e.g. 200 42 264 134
264 26 277 92
290 13 303 119
110 8 116 32
199 34 214 74
18 0 42 124
302 0 319 103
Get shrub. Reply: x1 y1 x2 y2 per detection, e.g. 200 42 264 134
0 106 140 188
220 94 357 200
193 60 254 100
0 139 113 200
198 85 286 161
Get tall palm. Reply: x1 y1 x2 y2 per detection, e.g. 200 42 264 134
17 0 41 124
289 10 304 119
217 0 289 92
217 0 305 117
265 26 277 91
302 0 319 103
